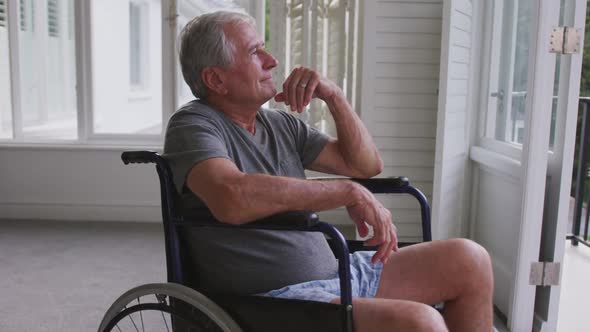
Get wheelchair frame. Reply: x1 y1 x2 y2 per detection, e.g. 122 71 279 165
100 150 432 332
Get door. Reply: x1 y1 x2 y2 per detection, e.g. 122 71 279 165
460 0 588 330
534 1 587 331
465 1 560 331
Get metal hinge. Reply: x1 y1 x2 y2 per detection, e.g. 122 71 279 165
550 27 581 54
529 262 561 286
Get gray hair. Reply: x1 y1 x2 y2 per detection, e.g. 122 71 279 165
178 11 256 99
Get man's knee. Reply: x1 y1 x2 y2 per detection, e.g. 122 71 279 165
354 299 448 332
447 238 493 290
401 303 448 332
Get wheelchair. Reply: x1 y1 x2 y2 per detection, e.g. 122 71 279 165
97 151 432 332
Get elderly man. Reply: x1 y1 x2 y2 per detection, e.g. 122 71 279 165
164 10 493 332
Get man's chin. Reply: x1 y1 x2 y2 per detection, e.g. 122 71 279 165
263 88 278 102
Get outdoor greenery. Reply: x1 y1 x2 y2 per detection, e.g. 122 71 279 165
580 4 590 97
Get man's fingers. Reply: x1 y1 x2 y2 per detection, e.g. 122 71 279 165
274 92 285 102
303 73 319 106
356 221 370 238
391 226 399 252
289 67 306 112
372 243 388 265
296 73 313 111
282 67 300 107
277 67 328 112
363 222 385 247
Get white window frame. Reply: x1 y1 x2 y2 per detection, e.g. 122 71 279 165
129 0 150 94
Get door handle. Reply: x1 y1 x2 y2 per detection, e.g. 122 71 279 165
491 90 504 99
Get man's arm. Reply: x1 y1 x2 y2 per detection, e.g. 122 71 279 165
186 157 397 264
275 67 383 178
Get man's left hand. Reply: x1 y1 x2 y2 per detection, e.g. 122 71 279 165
274 67 342 113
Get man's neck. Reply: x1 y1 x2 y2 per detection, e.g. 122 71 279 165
205 96 260 134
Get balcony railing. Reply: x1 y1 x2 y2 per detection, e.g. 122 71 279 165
568 98 590 247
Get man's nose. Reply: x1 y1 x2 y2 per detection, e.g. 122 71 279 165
262 50 278 69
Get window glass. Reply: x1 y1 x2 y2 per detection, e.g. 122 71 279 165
91 0 162 135
486 0 532 145
19 0 77 140
0 0 13 139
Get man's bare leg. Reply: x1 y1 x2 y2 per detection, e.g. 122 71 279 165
332 297 448 332
375 238 494 331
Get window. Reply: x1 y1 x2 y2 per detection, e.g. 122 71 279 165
10 0 78 140
91 0 162 135
484 0 533 146
0 0 358 144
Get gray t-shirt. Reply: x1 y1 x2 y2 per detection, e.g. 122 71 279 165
163 100 338 295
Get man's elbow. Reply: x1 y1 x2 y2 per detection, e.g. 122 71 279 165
206 186 249 225
371 157 384 176
356 157 383 178
213 211 243 225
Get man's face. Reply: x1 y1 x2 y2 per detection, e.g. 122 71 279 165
220 21 278 106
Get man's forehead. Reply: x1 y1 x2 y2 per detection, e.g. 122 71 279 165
225 21 260 48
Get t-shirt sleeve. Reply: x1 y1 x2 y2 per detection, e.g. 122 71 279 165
163 115 230 193
275 110 330 167
298 120 330 167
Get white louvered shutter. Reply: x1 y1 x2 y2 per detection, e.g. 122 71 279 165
268 0 358 135
0 0 6 28
47 0 59 37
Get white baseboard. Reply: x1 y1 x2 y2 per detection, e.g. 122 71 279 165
0 202 161 222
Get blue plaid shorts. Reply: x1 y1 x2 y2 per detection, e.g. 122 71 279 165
261 251 383 303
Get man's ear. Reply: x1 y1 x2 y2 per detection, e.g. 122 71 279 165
202 67 228 95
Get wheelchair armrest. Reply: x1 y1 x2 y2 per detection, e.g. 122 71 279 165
310 176 409 194
181 209 319 231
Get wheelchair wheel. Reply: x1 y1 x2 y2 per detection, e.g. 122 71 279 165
98 283 242 332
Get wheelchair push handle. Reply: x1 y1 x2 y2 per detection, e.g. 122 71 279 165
121 151 160 165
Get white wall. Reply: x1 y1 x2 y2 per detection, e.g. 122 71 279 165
432 0 475 240
359 0 443 242
0 147 161 222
